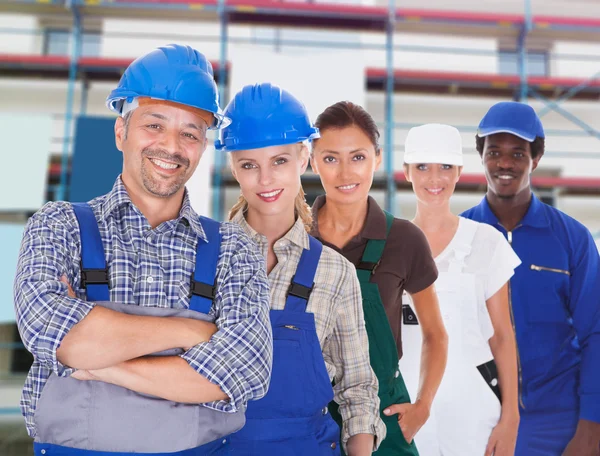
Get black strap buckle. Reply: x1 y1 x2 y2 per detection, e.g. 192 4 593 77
356 260 380 274
287 277 314 300
80 268 109 288
190 278 216 300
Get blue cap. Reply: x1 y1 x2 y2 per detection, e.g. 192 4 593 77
477 101 544 142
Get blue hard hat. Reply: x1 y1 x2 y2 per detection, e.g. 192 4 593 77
106 44 230 130
215 83 319 152
478 101 545 142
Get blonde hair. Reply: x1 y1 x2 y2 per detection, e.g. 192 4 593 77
228 185 313 233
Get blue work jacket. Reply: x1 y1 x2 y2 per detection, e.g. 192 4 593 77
462 194 600 423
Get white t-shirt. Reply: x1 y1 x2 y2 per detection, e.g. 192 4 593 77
435 217 521 362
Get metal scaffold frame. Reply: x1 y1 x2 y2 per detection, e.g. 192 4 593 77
1 0 600 216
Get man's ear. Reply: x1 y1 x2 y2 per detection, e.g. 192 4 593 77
115 117 125 152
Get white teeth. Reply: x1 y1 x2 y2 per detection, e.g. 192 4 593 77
259 189 282 198
151 158 178 170
498 175 514 180
338 184 358 190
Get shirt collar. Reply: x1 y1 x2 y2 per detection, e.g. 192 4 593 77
232 209 310 250
475 192 549 229
311 195 386 241
100 176 207 241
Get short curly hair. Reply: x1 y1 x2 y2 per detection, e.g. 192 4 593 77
476 135 545 159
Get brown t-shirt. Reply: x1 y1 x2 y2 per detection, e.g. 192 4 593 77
311 195 438 358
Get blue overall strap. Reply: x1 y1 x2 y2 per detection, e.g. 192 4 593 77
190 216 221 314
285 235 323 313
71 203 110 302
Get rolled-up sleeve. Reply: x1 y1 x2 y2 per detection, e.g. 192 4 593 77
14 203 95 377
180 224 272 413
325 261 386 451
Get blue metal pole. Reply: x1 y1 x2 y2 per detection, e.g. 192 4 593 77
213 0 227 220
80 78 89 116
537 70 600 118
384 0 396 214
530 90 600 139
518 0 532 102
57 3 81 202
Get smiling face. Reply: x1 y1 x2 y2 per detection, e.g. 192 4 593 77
115 100 209 201
230 143 309 221
404 162 462 207
311 125 382 206
481 133 541 199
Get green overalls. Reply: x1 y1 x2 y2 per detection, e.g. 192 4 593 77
330 211 419 456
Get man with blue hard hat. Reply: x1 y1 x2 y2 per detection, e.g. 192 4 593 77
14 44 272 456
462 101 600 456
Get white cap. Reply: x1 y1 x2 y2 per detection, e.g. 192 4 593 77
404 123 463 166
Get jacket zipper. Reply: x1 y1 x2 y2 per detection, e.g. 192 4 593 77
530 264 570 276
506 227 526 410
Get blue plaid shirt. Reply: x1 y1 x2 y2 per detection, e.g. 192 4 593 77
14 177 272 437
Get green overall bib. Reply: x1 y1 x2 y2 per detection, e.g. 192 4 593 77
330 211 419 456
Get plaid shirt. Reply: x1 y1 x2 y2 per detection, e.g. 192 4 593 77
14 177 272 437
233 212 386 449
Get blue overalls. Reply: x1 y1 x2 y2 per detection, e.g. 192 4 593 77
462 195 600 455
225 235 342 455
33 203 238 456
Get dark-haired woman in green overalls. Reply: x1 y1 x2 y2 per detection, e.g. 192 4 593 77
310 101 448 455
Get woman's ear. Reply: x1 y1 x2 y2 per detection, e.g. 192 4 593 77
403 163 411 183
374 147 383 171
228 155 240 183
298 144 310 174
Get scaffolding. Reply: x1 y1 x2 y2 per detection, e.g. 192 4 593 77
2 0 600 220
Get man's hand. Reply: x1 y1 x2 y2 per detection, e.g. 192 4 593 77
563 420 600 456
71 369 101 381
485 416 519 456
383 400 430 443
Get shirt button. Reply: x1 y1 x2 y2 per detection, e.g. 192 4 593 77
322 406 328 415
222 439 227 444
146 276 154 284
490 378 498 387
395 370 400 378
331 442 337 449
41 451 46 455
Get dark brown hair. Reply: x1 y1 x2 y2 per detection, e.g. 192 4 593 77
475 135 545 159
314 101 380 154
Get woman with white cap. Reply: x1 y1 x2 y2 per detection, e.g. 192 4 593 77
311 101 448 455
399 123 521 455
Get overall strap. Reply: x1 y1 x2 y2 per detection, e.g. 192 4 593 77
356 211 394 283
285 235 323 313
72 202 110 301
190 216 221 314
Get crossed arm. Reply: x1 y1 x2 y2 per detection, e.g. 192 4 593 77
14 207 272 409
58 285 226 403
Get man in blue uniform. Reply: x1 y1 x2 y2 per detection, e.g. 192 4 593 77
462 101 600 456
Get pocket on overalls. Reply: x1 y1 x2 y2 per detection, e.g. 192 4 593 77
257 332 307 417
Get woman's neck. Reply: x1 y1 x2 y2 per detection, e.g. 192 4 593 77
317 197 368 249
412 202 457 232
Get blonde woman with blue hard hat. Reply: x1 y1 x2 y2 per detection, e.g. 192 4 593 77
215 83 386 456
399 123 521 456
14 44 273 456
